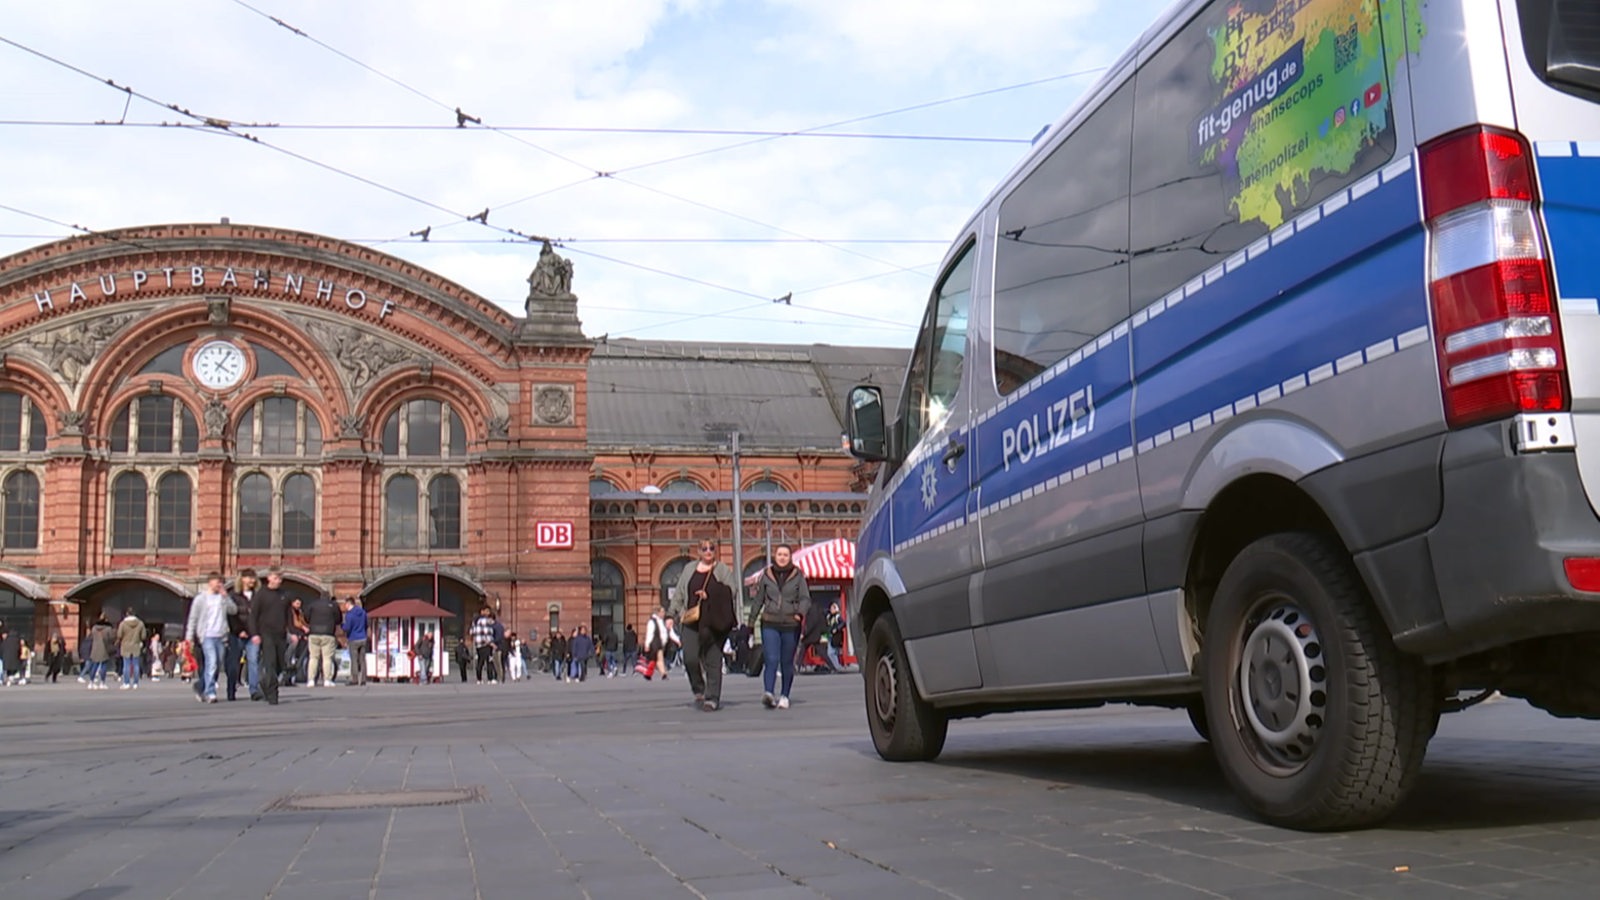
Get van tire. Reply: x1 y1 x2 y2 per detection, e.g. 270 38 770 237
865 612 948 761
1202 532 1433 830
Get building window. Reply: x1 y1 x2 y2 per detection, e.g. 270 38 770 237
155 472 192 550
236 398 322 458
381 399 466 459
660 556 692 609
237 472 273 550
660 479 702 494
746 477 786 492
281 473 317 550
0 588 32 646
1 469 40 550
111 472 148 550
385 474 420 550
590 478 617 496
0 393 46 453
427 475 461 550
110 396 199 455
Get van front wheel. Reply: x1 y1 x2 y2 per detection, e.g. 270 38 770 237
1203 532 1434 829
865 613 948 761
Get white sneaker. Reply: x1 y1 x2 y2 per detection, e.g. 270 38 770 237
777 696 790 710
86 682 95 690
131 683 138 690
120 684 130 690
77 676 86 683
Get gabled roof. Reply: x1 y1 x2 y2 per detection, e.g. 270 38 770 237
587 338 908 451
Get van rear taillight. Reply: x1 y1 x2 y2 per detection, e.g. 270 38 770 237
1420 126 1568 428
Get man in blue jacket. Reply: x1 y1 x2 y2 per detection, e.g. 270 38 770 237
341 597 369 686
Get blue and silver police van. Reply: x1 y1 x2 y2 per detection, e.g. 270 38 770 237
843 0 1600 829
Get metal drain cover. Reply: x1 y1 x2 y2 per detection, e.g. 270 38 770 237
271 786 483 811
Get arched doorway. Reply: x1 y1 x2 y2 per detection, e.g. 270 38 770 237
659 556 692 613
591 559 624 646
363 573 480 648
70 577 188 641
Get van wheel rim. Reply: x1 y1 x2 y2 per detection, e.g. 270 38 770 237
873 652 897 731
1237 599 1326 771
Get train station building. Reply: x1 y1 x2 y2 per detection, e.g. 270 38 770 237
0 223 903 649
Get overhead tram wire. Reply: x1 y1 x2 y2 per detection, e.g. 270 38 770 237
0 119 1029 144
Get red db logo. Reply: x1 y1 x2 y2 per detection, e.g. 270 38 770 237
534 521 573 550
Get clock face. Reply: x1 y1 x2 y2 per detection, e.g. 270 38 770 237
192 340 247 390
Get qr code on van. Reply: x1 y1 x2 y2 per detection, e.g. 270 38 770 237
1334 24 1359 72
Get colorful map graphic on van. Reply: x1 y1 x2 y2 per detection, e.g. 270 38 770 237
1193 0 1424 229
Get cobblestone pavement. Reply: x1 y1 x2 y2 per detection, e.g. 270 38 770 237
3 672 1600 899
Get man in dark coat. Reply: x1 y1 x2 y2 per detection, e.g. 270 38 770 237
248 569 292 705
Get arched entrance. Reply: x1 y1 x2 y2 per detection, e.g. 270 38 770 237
68 575 188 641
363 573 481 648
591 559 624 646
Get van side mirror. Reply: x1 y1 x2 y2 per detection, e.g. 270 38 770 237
846 385 889 462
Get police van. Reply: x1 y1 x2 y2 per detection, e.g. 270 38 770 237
844 0 1600 829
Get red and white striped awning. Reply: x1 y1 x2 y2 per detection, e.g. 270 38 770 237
793 538 856 581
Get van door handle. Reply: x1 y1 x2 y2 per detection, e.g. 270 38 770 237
941 438 966 470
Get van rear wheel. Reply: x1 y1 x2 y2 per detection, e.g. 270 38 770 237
1203 532 1434 829
865 612 947 761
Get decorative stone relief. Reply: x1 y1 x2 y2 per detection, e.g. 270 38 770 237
533 384 575 426
203 396 228 438
338 412 364 439
207 296 231 326
57 409 86 435
292 315 411 391
29 313 135 388
487 415 510 439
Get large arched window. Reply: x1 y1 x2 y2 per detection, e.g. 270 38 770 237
660 478 703 494
2 470 40 550
281 473 317 550
381 399 466 458
592 558 625 644
589 478 617 496
155 472 192 550
236 397 322 457
237 473 273 550
427 475 461 550
109 396 198 455
111 472 148 550
384 474 420 550
0 392 46 453
659 556 692 610
746 477 786 493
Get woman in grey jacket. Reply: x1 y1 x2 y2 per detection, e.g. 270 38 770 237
754 544 809 709
669 538 741 711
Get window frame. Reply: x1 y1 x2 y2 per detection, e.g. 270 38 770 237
0 467 41 551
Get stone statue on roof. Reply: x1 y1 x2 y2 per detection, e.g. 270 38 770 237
526 241 576 308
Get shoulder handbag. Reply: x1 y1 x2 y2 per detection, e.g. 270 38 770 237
681 570 708 626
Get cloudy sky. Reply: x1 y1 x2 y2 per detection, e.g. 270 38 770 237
1 0 1170 348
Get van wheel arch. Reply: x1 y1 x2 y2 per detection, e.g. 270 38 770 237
1186 474 1350 645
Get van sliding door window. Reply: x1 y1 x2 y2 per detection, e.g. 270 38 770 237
992 83 1134 396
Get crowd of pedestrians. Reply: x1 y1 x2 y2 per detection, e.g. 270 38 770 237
8 537 853 709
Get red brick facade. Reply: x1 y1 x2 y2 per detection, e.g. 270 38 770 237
0 224 870 648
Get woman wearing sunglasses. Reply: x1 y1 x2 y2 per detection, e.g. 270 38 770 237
668 538 741 711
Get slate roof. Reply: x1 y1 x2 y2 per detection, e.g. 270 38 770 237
587 338 909 450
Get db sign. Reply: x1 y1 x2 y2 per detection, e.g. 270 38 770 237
534 521 574 550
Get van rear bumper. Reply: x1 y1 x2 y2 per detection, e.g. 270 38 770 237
1356 422 1600 662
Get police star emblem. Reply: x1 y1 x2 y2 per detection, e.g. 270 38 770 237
920 460 939 511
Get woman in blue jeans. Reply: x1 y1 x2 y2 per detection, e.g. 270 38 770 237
753 544 809 710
